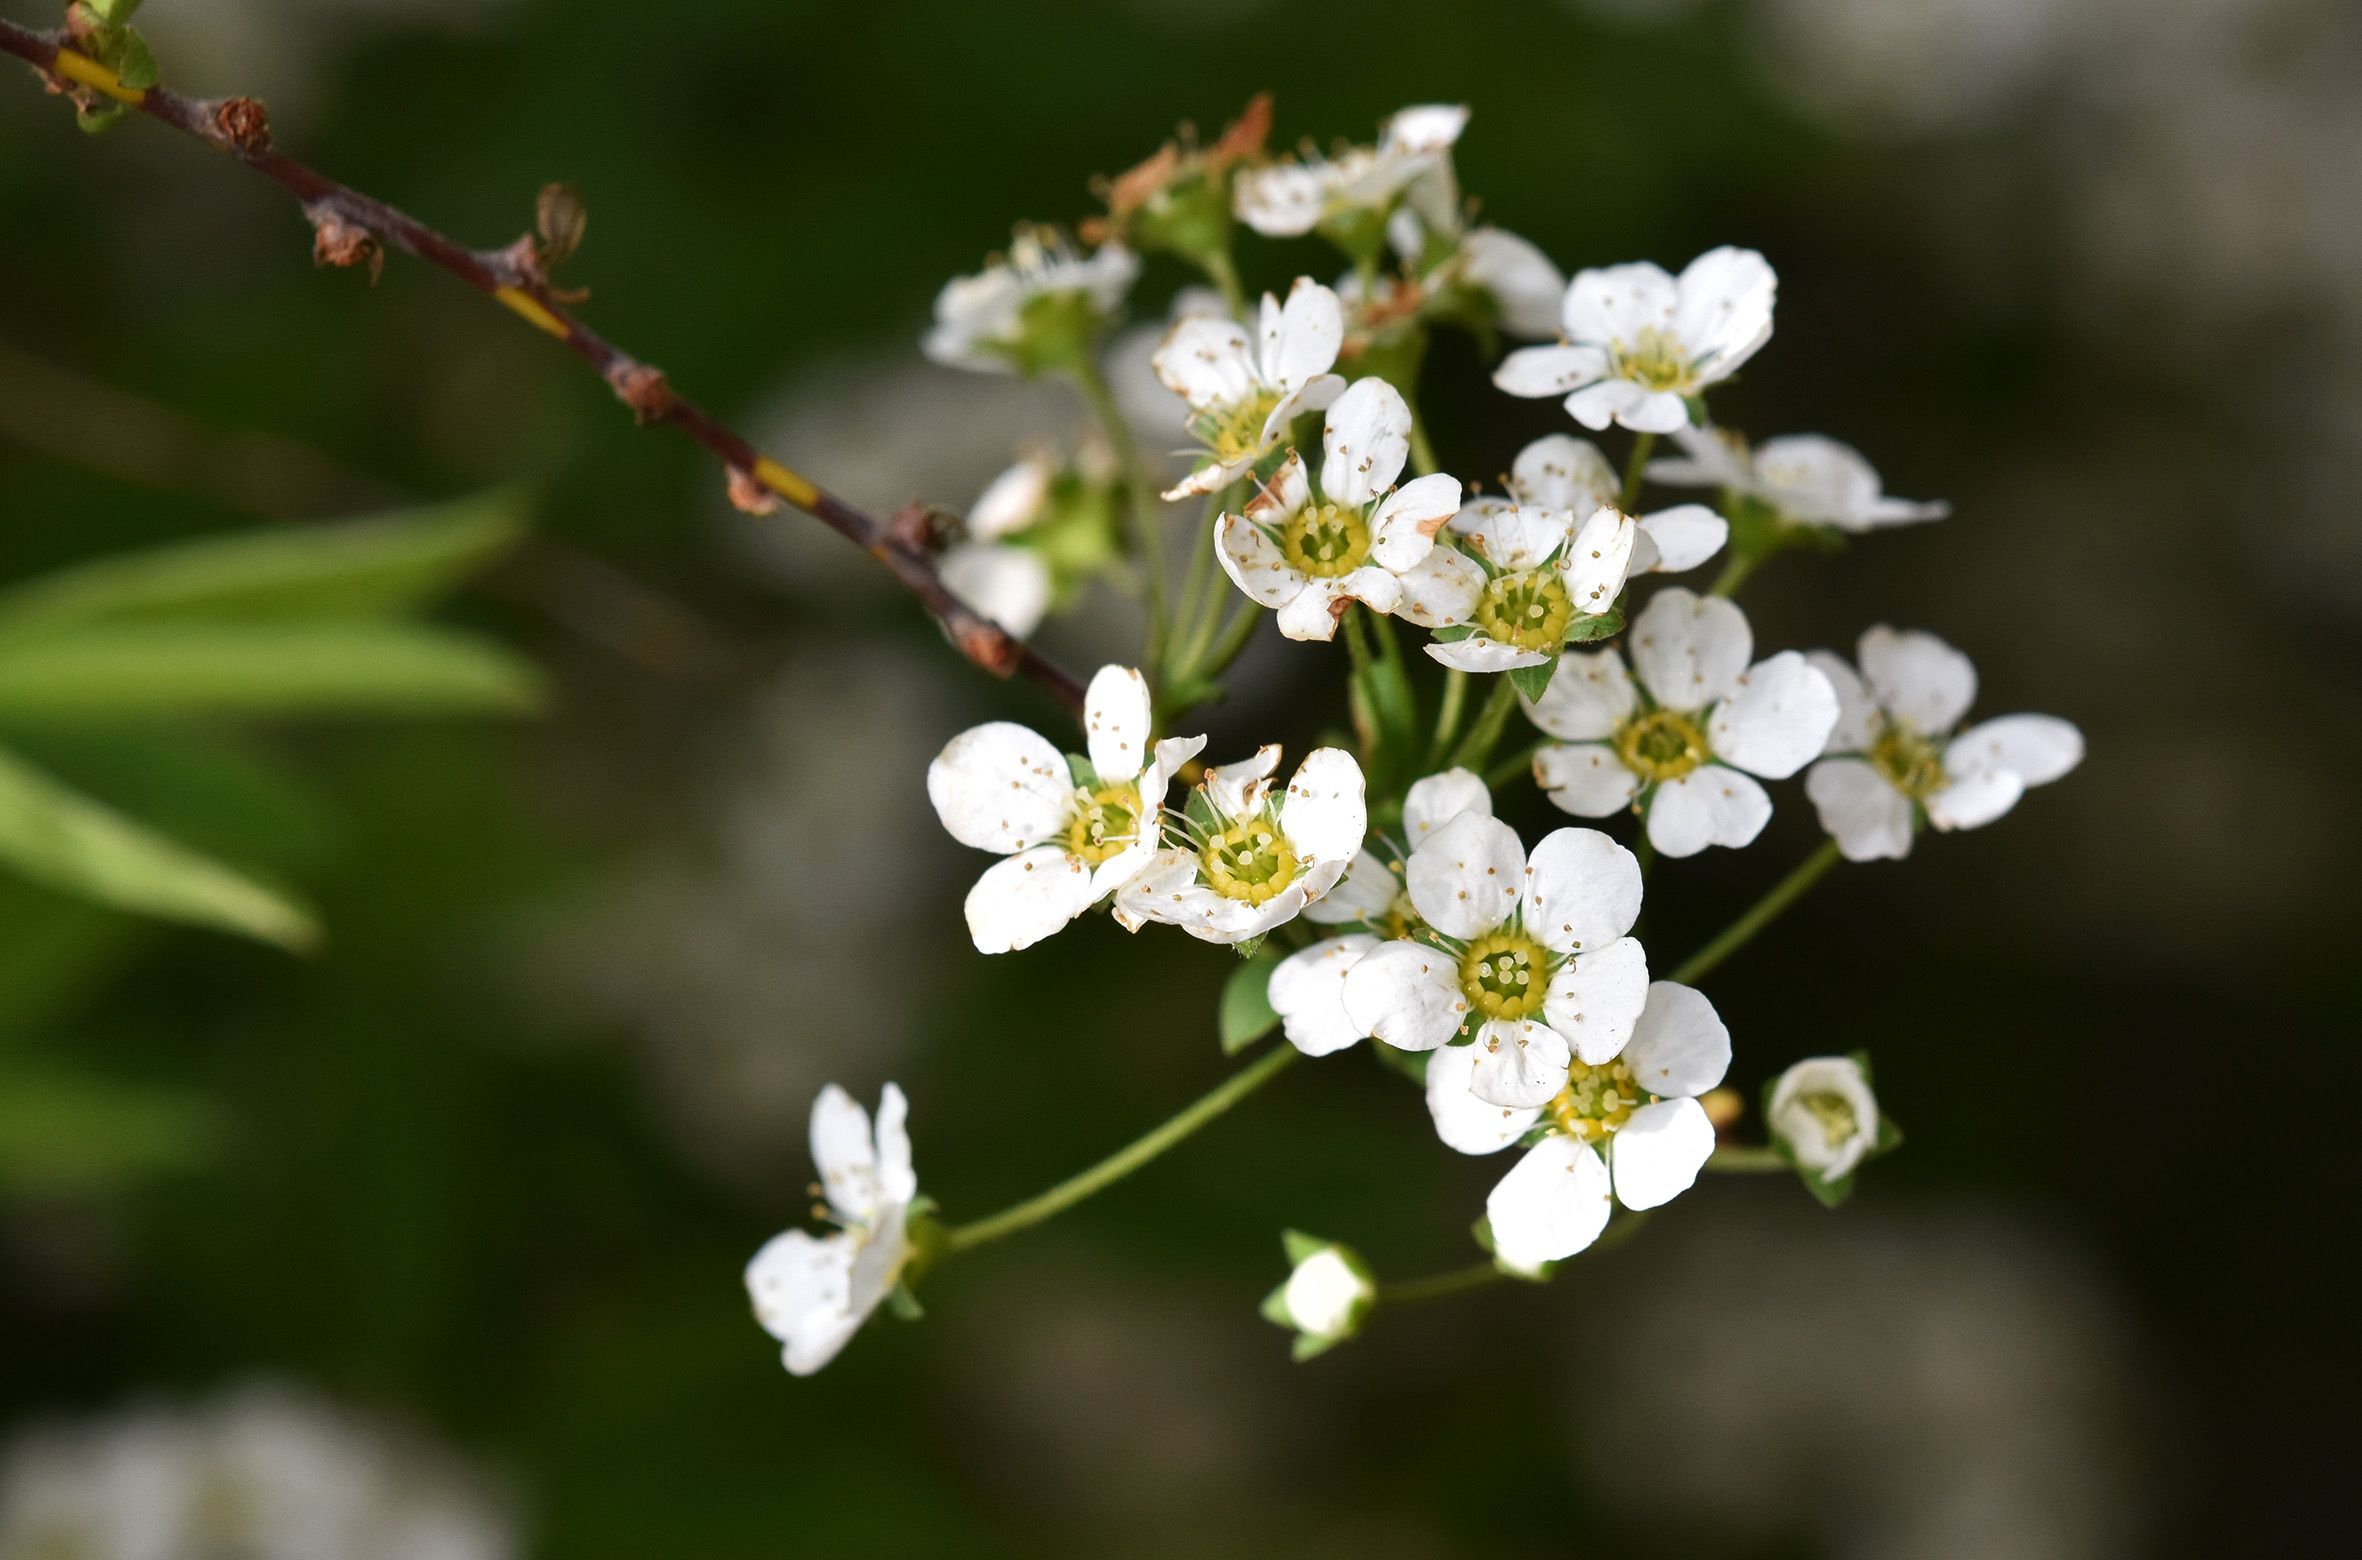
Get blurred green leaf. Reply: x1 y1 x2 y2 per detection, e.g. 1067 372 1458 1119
0 1067 220 1193
0 491 527 638
0 623 542 719
0 746 317 949
1219 952 1281 1053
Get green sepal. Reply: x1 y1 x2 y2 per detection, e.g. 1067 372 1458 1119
111 27 158 91
1291 1331 1344 1362
884 1283 925 1322
1230 932 1266 962
1872 1114 1904 1155
1563 607 1625 645
1065 753 1099 789
1513 1124 1552 1150
1183 785 1221 834
1799 1166 1856 1209
1258 1282 1294 1329
1847 1048 1875 1085
1428 623 1476 643
1507 659 1556 703
75 101 131 135
1218 951 1282 1053
1279 1229 1330 1266
1469 1215 1495 1253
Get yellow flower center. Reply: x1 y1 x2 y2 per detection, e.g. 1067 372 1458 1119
1194 386 1286 462
1458 931 1552 1023
1545 1057 1655 1145
1870 723 1947 800
1610 325 1693 393
1278 501 1374 579
1798 1089 1860 1145
1471 567 1575 653
1062 781 1144 865
1200 820 1303 904
1614 708 1709 783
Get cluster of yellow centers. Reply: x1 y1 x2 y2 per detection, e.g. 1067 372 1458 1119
1194 386 1285 462
1200 819 1302 905
1457 931 1553 1023
1796 1087 1861 1145
1870 722 1948 800
1278 501 1374 579
1609 324 1694 393
1544 1057 1655 1145
1471 568 1576 653
1063 782 1144 865
1614 707 1710 783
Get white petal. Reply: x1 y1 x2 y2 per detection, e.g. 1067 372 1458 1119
1563 260 1679 347
1564 506 1636 615
1645 766 1772 856
1340 564 1404 617
1282 1247 1371 1338
939 543 1051 639
1402 768 1492 841
1083 664 1151 781
1405 811 1524 940
1672 246 1777 372
1609 1098 1716 1211
1946 714 2084 788
1267 277 1345 391
1564 379 1664 433
1924 768 2025 831
745 1229 863 1375
927 721 1073 853
1233 163 1323 237
1275 577 1350 641
1369 473 1462 571
1426 1039 1542 1154
1524 648 1637 740
1216 513 1307 610
1633 504 1727 574
1709 652 1838 780
1246 448 1311 525
1807 651 1878 753
1859 625 1976 736
809 1084 878 1221
1493 344 1606 399
1152 315 1258 410
1534 741 1641 818
1269 935 1378 1057
1280 747 1368 864
1521 827 1643 953
964 844 1098 953
1469 1018 1573 1108
1510 433 1617 512
1340 940 1467 1051
1322 378 1413 507
1646 424 1752 492
1140 734 1207 812
1622 981 1730 1098
1459 227 1565 338
1455 502 1569 574
1540 937 1650 1065
967 457 1053 540
1393 545 1487 627
1630 587 1750 711
1425 634 1549 673
1303 848 1397 925
1769 1056 1880 1179
1806 758 1915 861
1487 1137 1612 1267
1380 102 1469 155
1110 846 1199 933
1205 744 1281 819
872 1083 916 1206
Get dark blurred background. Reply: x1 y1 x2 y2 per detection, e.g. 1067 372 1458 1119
3 0 2357 1555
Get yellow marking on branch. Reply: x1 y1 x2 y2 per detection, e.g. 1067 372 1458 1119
753 456 820 510
492 285 568 338
54 47 146 106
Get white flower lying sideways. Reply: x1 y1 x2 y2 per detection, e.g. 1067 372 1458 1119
745 1083 917 1376
925 228 1138 376
1650 426 1949 534
1495 432 1729 576
1430 980 1731 1269
1805 626 2084 860
938 453 1057 638
1261 1233 1377 1360
1767 1055 1883 1187
928 665 1205 952
1233 103 1467 245
1525 587 1838 856
1155 276 1345 498
1117 744 1368 944
1215 377 1463 640
1495 246 1777 434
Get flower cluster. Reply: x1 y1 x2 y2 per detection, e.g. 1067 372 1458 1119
747 97 2082 1376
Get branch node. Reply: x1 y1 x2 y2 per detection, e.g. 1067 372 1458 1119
884 502 942 555
212 96 270 153
306 204 383 283
605 360 672 424
951 615 1023 678
725 465 779 516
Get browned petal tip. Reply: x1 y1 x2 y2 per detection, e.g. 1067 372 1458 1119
214 97 271 153
605 361 673 424
725 465 779 516
1212 92 1274 169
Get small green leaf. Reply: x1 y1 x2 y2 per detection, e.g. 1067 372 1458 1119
0 747 316 949
884 1283 925 1322
1219 951 1282 1053
1279 1229 1329 1266
1564 607 1625 645
1064 753 1100 788
1800 1168 1856 1209
1259 1283 1294 1329
1507 659 1556 703
111 27 159 90
1290 1331 1343 1362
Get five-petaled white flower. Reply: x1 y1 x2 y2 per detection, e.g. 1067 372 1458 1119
1648 426 1948 533
1429 980 1731 1269
1154 277 1347 499
1495 247 1777 433
1261 1234 1376 1358
1767 1055 1882 1185
940 454 1056 638
1116 745 1367 944
1266 768 1492 1057
1340 814 1648 1108
1215 378 1463 640
1234 104 1469 243
1525 588 1838 856
928 665 1205 953
1404 499 1636 673
1804 626 2083 860
745 1082 916 1376
924 229 1139 375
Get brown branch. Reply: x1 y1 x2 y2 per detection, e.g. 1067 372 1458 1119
0 16 1088 713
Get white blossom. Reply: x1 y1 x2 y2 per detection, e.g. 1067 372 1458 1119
1154 277 1347 498
1408 500 1636 672
1116 745 1367 945
1495 247 1777 433
1649 425 1947 533
924 229 1138 375
928 665 1205 953
1234 104 1469 243
1525 588 1839 856
1214 378 1462 640
938 454 1057 638
1496 431 1730 575
1261 1236 1376 1357
1804 626 2083 860
1768 1055 1882 1184
745 1082 918 1376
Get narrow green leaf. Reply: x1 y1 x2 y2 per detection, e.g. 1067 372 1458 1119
0 747 316 949
1219 952 1282 1054
0 623 542 719
0 491 527 637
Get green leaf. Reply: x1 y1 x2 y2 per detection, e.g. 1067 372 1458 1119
0 1068 219 1193
884 1283 925 1322
1800 1167 1856 1209
1564 607 1625 645
0 623 542 719
0 491 528 638
1507 659 1557 703
0 746 316 950
1219 952 1282 1054
111 27 159 90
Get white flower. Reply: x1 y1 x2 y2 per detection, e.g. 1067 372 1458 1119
1495 431 1730 575
1434 980 1731 1269
1261 1235 1376 1357
1407 500 1636 673
1234 103 1469 243
1154 278 1347 499
1804 626 2083 861
938 455 1057 638
1449 228 1567 338
1339 814 1648 1109
1267 768 1493 1057
745 1082 917 1376
1115 745 1367 945
1495 246 1778 433
927 665 1206 952
1649 425 1947 532
1768 1055 1881 1183
1526 588 1839 856
924 229 1138 375
1215 378 1463 640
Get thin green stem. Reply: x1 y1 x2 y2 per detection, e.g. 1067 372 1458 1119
1483 735 1541 791
1428 667 1469 766
1620 430 1658 511
1169 600 1264 716
1376 1261 1505 1308
1074 355 1170 673
1668 839 1842 987
1168 486 1231 683
1203 246 1249 319
946 1045 1299 1253
1342 600 1377 679
1707 1145 1790 1174
1446 676 1522 774
1407 415 1441 478
1708 546 1766 599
